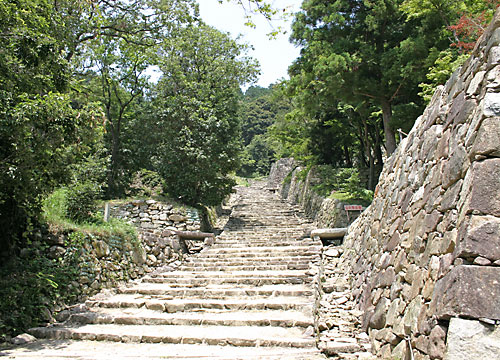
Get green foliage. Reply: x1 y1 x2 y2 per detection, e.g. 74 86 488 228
401 0 497 100
235 177 251 187
312 166 373 203
154 24 258 206
0 92 104 253
287 0 456 157
223 0 292 35
237 85 292 177
0 0 107 253
419 49 469 102
268 107 313 163
66 182 102 223
0 216 140 340
127 169 164 197
42 189 138 245
42 188 69 224
0 245 80 340
239 135 275 177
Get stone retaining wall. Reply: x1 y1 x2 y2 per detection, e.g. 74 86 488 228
46 200 203 301
269 164 358 228
110 199 203 259
341 10 500 360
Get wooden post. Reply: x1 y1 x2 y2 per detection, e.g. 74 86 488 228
104 202 110 222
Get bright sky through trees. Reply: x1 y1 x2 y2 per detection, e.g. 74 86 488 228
198 0 303 88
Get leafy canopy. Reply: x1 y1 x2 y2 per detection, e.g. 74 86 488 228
153 24 259 206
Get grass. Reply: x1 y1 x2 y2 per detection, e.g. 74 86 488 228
235 176 251 187
329 191 373 206
42 188 139 246
1 188 151 341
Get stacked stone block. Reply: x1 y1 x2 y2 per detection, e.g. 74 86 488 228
6 181 327 359
110 199 202 263
341 9 500 360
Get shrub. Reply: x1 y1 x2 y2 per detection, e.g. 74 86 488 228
128 169 164 197
42 188 68 224
0 247 80 341
66 181 102 223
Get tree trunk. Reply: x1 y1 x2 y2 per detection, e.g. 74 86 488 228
107 126 120 197
344 145 353 168
381 98 396 155
374 124 383 168
362 117 375 191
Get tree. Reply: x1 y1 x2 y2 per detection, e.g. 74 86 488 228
0 0 107 253
237 85 293 177
153 24 258 206
73 0 197 196
82 38 153 196
402 0 499 101
287 0 453 156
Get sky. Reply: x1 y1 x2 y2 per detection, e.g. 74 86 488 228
198 0 303 89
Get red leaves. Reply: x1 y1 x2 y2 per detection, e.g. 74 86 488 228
449 0 500 52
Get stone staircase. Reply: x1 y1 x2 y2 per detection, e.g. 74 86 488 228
7 181 326 359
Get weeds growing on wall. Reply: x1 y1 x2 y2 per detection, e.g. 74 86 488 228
0 188 142 342
43 188 139 248
0 242 81 341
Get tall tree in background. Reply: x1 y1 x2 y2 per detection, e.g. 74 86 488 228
75 0 197 196
237 85 292 177
403 0 500 101
153 24 258 206
289 0 447 156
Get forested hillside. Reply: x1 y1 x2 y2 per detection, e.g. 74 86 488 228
238 85 291 177
237 0 498 192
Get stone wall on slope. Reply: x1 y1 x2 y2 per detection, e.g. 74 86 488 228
267 158 297 190
268 162 364 228
46 200 203 303
341 10 500 360
109 199 204 263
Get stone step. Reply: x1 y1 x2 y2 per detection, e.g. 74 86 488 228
118 283 314 298
1 339 326 359
209 244 313 249
85 295 314 314
223 225 308 230
203 246 322 254
148 270 312 279
29 324 317 348
185 255 320 266
212 237 317 248
143 279 310 287
222 228 308 232
145 277 310 286
214 237 314 241
177 264 311 271
66 308 314 328
200 249 320 257
215 236 311 242
6 181 328 359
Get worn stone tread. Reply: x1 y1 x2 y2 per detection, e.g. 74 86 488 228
29 324 316 348
148 270 311 277
86 294 314 313
67 307 314 328
118 283 314 297
1 340 327 359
